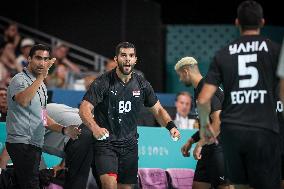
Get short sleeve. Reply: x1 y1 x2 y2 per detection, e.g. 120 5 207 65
210 95 222 113
191 131 200 142
9 74 29 100
83 78 108 107
143 81 158 107
205 55 222 87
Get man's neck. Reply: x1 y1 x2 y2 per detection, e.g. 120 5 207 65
241 29 260 36
26 67 37 78
191 74 203 89
116 68 132 83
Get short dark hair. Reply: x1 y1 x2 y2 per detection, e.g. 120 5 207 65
237 0 263 30
115 42 136 56
28 44 51 58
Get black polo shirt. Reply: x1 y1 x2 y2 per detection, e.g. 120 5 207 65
83 69 158 145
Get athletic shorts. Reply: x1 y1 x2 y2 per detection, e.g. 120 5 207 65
193 141 230 187
220 124 281 189
93 140 138 184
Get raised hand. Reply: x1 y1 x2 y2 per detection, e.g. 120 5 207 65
38 57 56 79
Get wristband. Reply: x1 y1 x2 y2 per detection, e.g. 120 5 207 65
61 127 66 135
166 121 177 131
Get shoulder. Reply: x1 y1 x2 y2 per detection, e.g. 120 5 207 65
264 37 281 51
92 71 112 87
133 73 151 88
9 72 26 85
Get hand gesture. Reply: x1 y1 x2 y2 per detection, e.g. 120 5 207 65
181 140 192 157
44 58 56 78
92 126 109 140
38 58 56 79
64 125 81 140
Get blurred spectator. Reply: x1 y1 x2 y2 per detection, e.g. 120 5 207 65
2 23 21 48
174 91 198 129
0 42 21 86
71 74 97 91
0 87 7 122
0 62 9 87
83 75 97 90
16 38 35 68
46 43 81 89
46 63 68 88
51 43 80 74
105 58 117 72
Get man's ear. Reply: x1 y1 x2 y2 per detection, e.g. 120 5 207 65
235 18 240 27
260 18 265 28
134 57 137 65
27 56 31 63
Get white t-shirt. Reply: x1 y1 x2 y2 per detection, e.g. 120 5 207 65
174 113 196 130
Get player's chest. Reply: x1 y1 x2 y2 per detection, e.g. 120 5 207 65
107 82 144 105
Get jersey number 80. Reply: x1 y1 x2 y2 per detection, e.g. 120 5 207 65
119 101 132 113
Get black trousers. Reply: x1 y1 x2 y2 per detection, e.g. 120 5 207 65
6 142 42 189
64 124 94 189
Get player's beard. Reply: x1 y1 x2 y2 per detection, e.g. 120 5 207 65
118 62 135 75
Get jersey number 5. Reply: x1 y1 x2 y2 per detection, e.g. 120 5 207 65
238 54 259 88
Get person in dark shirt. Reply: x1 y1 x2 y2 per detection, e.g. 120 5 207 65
176 57 229 189
79 42 180 189
197 1 281 189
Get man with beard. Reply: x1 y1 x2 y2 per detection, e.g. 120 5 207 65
176 57 230 189
5 44 81 189
76 41 180 189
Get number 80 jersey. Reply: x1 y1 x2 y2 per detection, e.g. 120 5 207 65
205 35 280 133
83 69 158 144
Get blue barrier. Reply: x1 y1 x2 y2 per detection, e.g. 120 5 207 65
0 122 6 153
49 89 177 108
138 127 197 169
0 122 197 169
49 88 85 108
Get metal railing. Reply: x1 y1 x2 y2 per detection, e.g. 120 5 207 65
0 16 109 73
